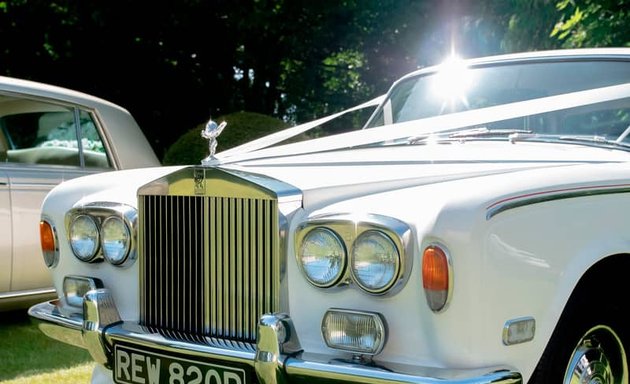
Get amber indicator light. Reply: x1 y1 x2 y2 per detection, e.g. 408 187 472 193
422 245 449 291
40 220 55 252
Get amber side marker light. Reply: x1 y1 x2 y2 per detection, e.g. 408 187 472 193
422 244 451 312
40 220 58 268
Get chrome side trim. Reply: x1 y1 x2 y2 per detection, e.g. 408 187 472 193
0 287 55 299
486 185 630 220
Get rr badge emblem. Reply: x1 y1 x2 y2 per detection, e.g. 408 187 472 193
194 168 205 195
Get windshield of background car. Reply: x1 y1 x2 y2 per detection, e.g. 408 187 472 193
365 60 630 129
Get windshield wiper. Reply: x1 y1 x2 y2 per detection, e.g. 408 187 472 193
554 135 630 148
448 127 533 138
407 127 534 145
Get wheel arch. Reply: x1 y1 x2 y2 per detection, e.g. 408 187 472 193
529 253 630 383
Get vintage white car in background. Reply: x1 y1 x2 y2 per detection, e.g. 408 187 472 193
30 48 630 384
0 77 160 311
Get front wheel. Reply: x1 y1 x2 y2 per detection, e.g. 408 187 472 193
563 325 628 383
530 303 628 384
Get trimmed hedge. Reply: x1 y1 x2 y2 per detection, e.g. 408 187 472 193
162 111 289 165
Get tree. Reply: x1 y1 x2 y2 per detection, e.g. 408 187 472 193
551 0 630 48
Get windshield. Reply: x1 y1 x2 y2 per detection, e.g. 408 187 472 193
217 54 630 163
366 59 630 133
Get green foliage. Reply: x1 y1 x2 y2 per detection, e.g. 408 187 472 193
551 0 630 47
162 111 289 165
500 0 562 51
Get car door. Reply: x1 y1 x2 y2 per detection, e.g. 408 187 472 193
0 96 113 300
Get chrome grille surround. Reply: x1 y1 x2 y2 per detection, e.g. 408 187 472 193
138 167 301 347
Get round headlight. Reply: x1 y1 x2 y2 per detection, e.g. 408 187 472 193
299 227 346 287
101 216 131 265
351 230 400 293
69 215 100 262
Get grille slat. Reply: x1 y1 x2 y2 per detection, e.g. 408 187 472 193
140 194 278 344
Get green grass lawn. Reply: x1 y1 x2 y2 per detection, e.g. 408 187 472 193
0 310 94 383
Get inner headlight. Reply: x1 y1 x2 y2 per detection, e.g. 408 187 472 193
69 215 100 262
298 227 346 287
351 230 400 294
101 216 131 266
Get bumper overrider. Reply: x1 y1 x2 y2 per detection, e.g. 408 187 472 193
29 288 522 384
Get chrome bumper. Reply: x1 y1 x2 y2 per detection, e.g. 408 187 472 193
29 288 522 384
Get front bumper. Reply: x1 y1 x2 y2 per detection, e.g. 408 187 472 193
29 288 522 384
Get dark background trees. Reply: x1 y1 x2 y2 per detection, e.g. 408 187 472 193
1 0 627 160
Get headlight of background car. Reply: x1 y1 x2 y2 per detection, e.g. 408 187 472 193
65 204 137 267
351 230 400 294
69 214 100 262
298 227 346 287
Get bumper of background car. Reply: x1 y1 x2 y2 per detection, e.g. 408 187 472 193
29 288 522 384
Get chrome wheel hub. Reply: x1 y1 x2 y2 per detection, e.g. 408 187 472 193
564 325 628 384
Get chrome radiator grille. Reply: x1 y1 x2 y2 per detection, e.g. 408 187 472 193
139 194 279 344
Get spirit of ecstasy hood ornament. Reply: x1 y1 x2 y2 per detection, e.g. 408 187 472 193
201 119 227 165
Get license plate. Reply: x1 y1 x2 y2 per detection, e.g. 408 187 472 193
114 344 248 384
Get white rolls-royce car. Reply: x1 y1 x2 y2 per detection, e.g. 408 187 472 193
30 48 630 384
0 77 159 311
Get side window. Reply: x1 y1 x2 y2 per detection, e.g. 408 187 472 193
0 96 112 168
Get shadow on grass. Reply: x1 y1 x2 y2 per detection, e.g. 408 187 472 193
0 309 93 381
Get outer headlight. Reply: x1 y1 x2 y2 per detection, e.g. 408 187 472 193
351 230 400 294
101 216 132 266
69 215 100 262
299 227 346 287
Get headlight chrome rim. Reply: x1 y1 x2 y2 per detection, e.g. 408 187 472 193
101 216 132 266
351 230 400 294
69 214 101 262
295 213 412 296
66 203 138 267
298 227 347 288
